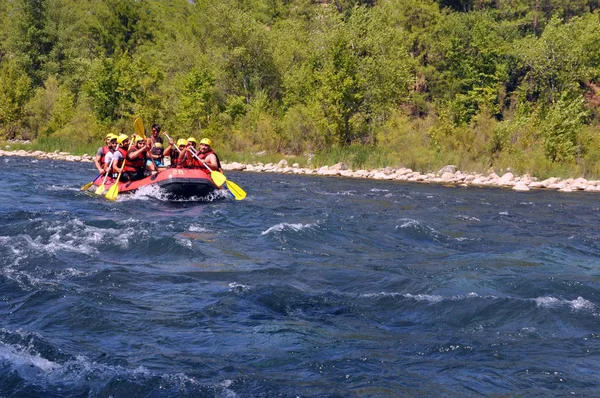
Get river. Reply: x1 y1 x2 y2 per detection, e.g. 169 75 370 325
1 156 599 397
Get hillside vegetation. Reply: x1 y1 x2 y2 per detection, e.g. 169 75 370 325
2 0 600 177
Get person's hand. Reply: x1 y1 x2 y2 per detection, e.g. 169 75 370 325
169 138 174 145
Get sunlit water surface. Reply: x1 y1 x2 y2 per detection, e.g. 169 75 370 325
1 157 600 397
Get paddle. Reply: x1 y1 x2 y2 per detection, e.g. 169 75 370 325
94 144 120 195
187 146 227 187
189 147 246 200
134 117 146 139
105 159 124 201
81 173 102 191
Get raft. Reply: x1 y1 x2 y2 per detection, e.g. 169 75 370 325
92 168 221 199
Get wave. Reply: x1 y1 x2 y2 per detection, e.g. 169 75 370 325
534 296 596 311
0 329 235 396
261 222 317 235
395 218 476 244
360 291 598 314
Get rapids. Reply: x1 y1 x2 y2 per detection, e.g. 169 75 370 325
1 156 599 397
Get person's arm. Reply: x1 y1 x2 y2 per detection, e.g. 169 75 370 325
94 147 104 173
112 152 123 173
178 147 188 163
103 152 113 174
203 153 219 171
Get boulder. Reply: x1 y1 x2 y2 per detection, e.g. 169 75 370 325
438 165 458 175
329 162 348 171
513 182 530 191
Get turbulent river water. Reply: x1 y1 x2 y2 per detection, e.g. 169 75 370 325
1 156 600 397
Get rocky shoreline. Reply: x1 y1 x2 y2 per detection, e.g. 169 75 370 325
2 148 599 193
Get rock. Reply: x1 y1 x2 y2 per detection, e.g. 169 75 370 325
277 159 288 168
292 163 300 168
329 162 348 171
441 171 455 181
438 165 457 175
371 172 391 180
513 182 530 191
228 162 245 171
497 172 515 186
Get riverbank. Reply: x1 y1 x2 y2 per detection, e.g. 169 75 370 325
2 148 599 193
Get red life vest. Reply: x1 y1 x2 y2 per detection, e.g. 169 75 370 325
99 146 110 167
115 147 138 173
126 148 147 172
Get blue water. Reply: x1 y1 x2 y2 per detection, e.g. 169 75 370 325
1 156 600 397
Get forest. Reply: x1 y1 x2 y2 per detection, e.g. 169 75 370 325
1 0 600 177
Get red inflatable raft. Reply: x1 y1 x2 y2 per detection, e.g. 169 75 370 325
92 168 221 199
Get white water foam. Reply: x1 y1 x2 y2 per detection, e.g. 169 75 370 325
395 218 475 243
0 337 235 394
455 215 481 222
534 296 596 311
361 292 597 314
229 282 252 293
361 292 480 303
261 222 317 235
189 225 209 233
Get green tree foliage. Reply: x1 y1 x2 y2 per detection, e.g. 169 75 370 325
0 58 33 138
1 0 600 175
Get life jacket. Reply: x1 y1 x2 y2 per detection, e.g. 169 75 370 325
99 146 111 167
127 148 147 172
115 147 138 173
170 149 182 168
197 149 222 171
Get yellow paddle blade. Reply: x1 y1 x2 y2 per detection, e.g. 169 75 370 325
134 117 146 140
105 180 120 201
225 180 246 200
94 183 105 195
210 170 227 187
80 181 95 190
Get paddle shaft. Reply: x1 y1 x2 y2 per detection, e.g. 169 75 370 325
81 172 103 190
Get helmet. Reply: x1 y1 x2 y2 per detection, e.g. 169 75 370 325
117 134 129 145
154 142 163 149
177 139 187 147
187 137 197 144
200 138 212 146
106 133 118 141
133 135 145 143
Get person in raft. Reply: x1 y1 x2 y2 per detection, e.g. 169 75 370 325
178 137 222 172
147 123 164 168
102 135 119 175
164 138 187 168
147 124 164 147
94 133 118 175
197 138 222 172
111 135 157 181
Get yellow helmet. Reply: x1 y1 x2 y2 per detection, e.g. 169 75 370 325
133 135 145 143
106 133 118 141
200 138 212 146
117 134 129 145
176 139 187 146
154 142 163 149
187 137 197 144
